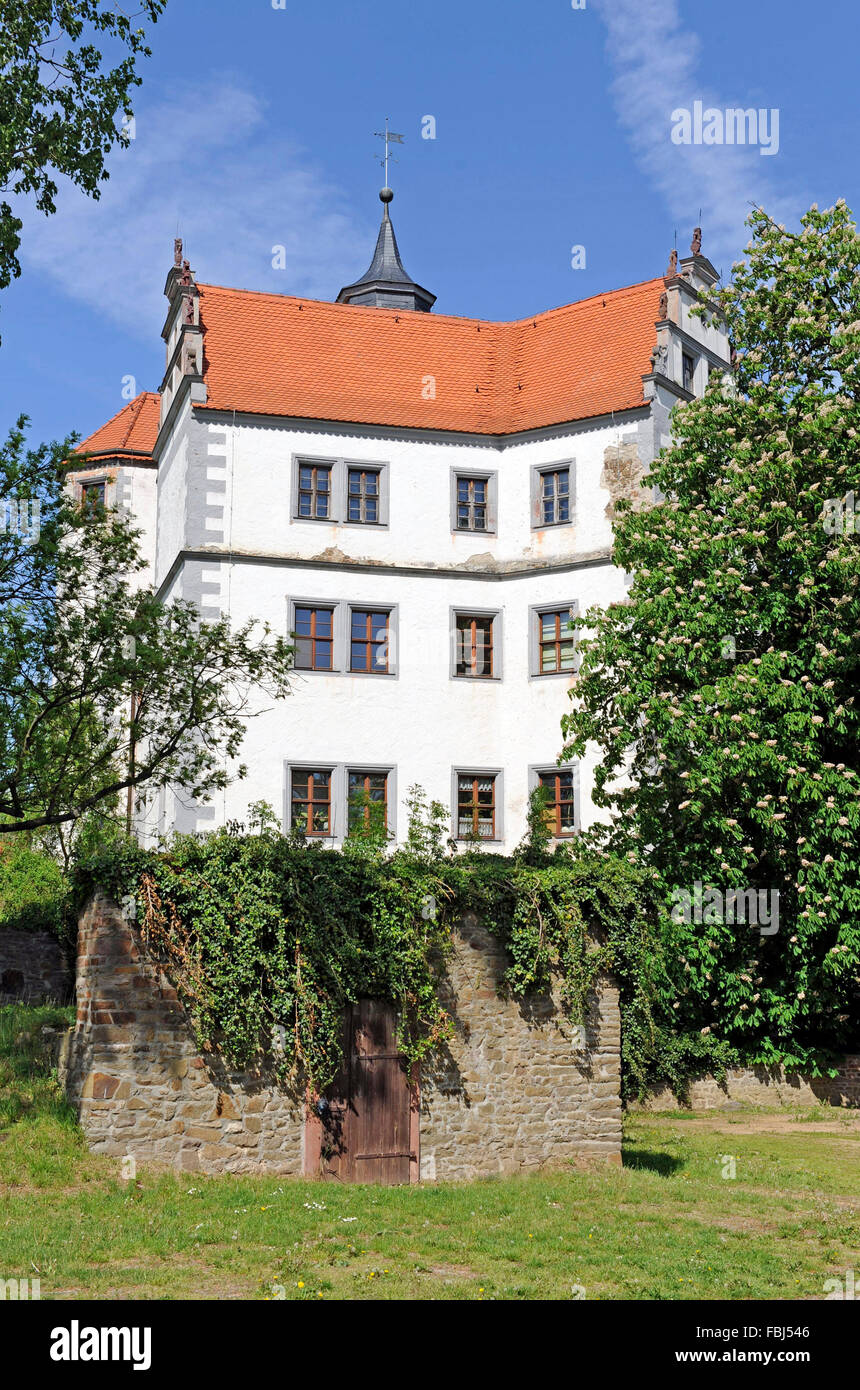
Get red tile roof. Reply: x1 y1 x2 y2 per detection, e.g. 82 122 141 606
76 278 663 452
196 277 663 435
76 391 160 461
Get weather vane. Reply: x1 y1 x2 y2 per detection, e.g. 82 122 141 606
374 117 404 187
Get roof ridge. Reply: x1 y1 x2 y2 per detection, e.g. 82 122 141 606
196 275 665 330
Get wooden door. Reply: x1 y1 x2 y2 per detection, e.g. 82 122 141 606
314 1000 415 1184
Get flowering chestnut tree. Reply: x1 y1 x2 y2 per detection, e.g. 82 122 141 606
561 202 860 1070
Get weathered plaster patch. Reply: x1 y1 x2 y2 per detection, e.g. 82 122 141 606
600 442 651 522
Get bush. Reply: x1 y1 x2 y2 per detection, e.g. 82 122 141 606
0 840 70 938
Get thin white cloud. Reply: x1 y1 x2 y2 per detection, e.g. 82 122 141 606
17 78 373 338
591 0 801 271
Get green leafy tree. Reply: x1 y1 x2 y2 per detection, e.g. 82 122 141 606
0 0 165 295
0 419 293 836
561 201 860 1070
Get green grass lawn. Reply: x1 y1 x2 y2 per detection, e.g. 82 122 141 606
1 1004 858 1300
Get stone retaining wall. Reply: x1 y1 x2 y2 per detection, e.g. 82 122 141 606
62 895 622 1178
637 1059 860 1111
0 929 73 1005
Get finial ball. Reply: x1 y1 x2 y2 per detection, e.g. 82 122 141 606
379 186 394 204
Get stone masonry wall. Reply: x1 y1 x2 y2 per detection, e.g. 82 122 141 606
0 929 73 1005
637 1058 860 1112
63 895 622 1176
62 895 305 1174
419 912 621 1179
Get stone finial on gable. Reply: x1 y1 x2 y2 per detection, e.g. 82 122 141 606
691 226 702 256
160 237 206 424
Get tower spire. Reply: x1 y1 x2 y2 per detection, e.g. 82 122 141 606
336 125 436 312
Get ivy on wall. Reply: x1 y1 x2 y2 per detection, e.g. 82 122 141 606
74 794 673 1097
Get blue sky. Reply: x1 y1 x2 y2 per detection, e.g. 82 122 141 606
1 0 858 446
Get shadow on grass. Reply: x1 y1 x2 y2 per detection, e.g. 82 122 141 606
621 1147 685 1176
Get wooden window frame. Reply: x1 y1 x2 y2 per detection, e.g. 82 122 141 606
456 477 487 531
290 768 332 837
537 769 577 838
297 462 333 520
451 609 501 681
455 773 497 842
538 609 576 675
347 467 381 524
347 769 389 834
349 609 390 674
293 604 336 671
286 763 397 842
80 479 107 512
682 351 696 394
529 763 579 839
293 457 390 526
529 602 577 678
531 461 574 529
450 468 497 535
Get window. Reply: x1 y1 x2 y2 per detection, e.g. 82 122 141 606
293 457 389 525
538 770 576 837
350 610 389 673
81 480 106 512
531 463 573 528
297 463 332 519
286 763 396 841
450 469 497 534
455 615 494 679
682 352 696 394
456 773 497 841
529 602 577 677
347 770 388 834
294 606 334 670
538 609 576 674
289 601 397 676
541 468 569 525
457 476 487 530
291 769 332 836
347 468 380 524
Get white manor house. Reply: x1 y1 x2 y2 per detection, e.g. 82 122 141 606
72 193 730 852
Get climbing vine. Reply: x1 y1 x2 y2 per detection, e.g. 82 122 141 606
74 793 678 1098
